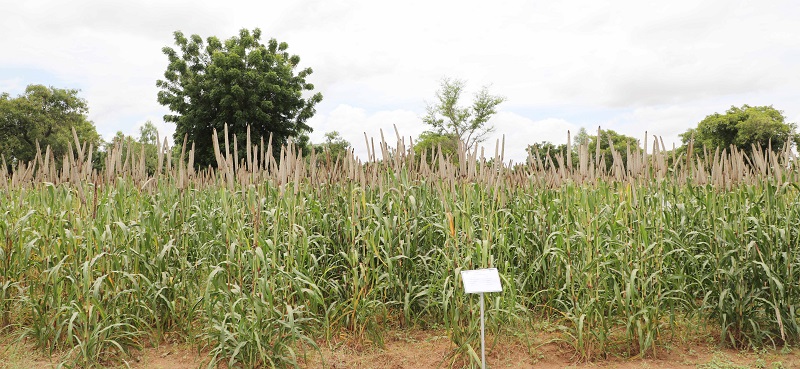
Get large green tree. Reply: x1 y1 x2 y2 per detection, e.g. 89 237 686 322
0 84 101 166
422 78 505 152
680 105 799 156
157 28 322 167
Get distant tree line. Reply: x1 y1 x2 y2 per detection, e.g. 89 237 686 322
525 105 799 171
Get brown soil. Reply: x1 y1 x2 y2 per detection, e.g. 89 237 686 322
298 330 800 369
130 344 203 369
3 330 800 369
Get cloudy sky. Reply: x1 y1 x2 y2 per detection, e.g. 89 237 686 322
2 0 798 163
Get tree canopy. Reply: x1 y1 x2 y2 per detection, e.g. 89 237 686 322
680 105 799 156
526 140 570 169
586 129 639 170
157 28 322 167
0 84 101 166
413 131 460 163
422 78 505 152
314 131 351 161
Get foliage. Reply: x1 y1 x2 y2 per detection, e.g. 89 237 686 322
138 120 159 146
526 141 570 169
680 105 799 156
157 28 322 167
422 78 505 152
586 129 640 170
696 355 751 369
314 131 351 161
0 85 101 166
413 131 460 162
572 127 590 148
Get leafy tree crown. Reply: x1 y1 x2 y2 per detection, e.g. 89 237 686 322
157 28 322 167
0 84 100 166
680 105 798 156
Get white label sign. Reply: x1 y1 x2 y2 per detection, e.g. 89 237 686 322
461 268 502 294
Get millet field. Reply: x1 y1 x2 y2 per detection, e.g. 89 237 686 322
1 129 799 368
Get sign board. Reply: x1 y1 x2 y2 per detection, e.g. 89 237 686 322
461 268 502 294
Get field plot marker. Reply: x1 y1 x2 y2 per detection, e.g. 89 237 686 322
461 268 503 369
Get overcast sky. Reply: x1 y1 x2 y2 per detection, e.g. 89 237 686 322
2 0 799 163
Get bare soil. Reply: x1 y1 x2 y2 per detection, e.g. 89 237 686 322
3 330 799 369
298 330 800 369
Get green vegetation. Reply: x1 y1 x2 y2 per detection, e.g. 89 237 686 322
526 140 570 169
157 28 323 167
0 85 101 167
413 131 459 163
1 130 799 368
314 131 351 163
583 128 641 170
697 355 751 369
421 78 505 153
681 105 799 157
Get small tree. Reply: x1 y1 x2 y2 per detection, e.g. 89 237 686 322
105 121 161 175
138 121 160 174
139 120 159 146
573 127 590 149
314 131 351 160
413 131 459 163
587 129 639 170
526 141 570 169
422 78 505 152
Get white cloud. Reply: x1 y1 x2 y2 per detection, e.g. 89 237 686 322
2 0 799 160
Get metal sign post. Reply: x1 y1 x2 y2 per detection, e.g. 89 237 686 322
480 292 485 368
461 268 502 369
